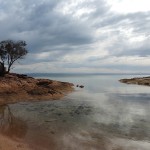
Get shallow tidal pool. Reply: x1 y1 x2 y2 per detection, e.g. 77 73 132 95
0 74 150 150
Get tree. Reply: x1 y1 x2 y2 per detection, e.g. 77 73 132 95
0 40 28 73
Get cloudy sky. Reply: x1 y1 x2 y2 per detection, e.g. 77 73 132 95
0 0 150 73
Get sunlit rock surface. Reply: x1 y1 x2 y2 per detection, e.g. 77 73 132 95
0 73 74 105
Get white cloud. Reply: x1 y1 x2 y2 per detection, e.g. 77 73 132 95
108 0 150 13
35 52 51 60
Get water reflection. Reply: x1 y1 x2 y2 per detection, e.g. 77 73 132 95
0 105 27 138
0 75 150 150
8 101 105 150
6 90 150 150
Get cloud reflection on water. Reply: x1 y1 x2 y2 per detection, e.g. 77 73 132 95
0 75 150 150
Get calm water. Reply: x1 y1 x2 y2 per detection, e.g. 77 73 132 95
0 74 150 150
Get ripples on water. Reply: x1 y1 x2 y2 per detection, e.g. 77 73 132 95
0 74 150 150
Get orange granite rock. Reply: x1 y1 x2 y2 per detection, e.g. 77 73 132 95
0 73 74 105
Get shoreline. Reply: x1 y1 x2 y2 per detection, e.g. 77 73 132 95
0 73 74 105
119 76 150 86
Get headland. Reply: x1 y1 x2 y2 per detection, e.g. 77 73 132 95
119 76 150 86
0 73 74 105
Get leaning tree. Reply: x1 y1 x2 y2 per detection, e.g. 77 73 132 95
0 40 28 73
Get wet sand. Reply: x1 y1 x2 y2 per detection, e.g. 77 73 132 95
0 135 31 150
1 131 150 150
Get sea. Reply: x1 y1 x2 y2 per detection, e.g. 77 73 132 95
0 73 150 150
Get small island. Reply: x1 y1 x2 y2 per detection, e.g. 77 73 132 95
119 76 150 86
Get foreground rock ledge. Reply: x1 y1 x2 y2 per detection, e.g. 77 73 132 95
0 73 74 105
119 76 150 86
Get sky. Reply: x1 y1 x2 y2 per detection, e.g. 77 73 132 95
0 0 150 73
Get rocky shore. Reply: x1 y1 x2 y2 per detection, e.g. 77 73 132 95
119 76 150 86
0 73 74 105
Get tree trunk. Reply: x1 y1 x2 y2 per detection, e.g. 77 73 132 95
7 66 11 73
0 62 5 76
7 63 12 73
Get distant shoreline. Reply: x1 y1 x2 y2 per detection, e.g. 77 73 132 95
0 73 74 105
26 72 150 76
119 76 150 86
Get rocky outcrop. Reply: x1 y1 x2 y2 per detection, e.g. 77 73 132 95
76 85 84 88
0 73 74 105
119 76 150 86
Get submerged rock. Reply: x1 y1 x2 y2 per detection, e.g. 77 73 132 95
0 73 74 105
76 85 84 88
79 85 84 88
